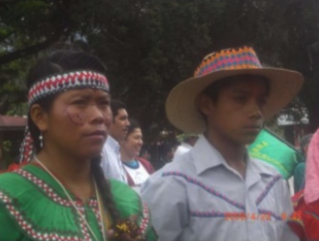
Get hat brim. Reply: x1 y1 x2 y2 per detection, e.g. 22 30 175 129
165 68 304 134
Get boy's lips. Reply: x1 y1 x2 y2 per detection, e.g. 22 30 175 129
243 125 261 132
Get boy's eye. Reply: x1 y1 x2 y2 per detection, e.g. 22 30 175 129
258 99 267 107
99 100 110 105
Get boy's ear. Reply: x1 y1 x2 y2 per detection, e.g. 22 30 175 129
198 94 214 117
29 104 49 132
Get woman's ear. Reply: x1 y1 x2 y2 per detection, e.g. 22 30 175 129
30 104 49 132
197 94 214 117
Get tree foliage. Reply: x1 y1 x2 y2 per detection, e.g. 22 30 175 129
1 0 319 139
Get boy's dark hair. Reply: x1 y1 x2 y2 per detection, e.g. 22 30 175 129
111 100 127 119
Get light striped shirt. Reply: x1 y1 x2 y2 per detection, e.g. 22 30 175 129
141 135 298 241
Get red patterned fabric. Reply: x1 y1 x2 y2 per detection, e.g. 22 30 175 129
288 190 319 240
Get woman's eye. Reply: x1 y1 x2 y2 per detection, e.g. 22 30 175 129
73 100 86 105
234 96 246 103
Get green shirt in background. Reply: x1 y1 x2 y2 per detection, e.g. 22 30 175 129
293 161 306 193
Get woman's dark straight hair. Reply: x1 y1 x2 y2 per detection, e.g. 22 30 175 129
27 50 120 222
126 119 141 138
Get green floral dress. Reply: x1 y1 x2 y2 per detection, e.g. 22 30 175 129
0 164 157 241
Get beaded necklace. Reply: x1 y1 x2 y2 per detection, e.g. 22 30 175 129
34 156 107 241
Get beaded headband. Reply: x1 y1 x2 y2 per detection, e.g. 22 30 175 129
20 70 110 164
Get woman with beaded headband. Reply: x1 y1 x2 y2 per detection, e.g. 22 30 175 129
0 50 157 241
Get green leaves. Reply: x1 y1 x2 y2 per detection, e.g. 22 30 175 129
1 0 319 134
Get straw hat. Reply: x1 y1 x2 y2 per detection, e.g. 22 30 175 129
166 46 304 134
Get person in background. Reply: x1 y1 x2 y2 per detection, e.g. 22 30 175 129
120 120 154 193
161 143 177 163
6 156 20 172
288 129 319 241
174 134 198 160
141 46 303 241
101 100 130 183
293 134 312 193
153 142 178 170
0 50 157 241
140 146 151 161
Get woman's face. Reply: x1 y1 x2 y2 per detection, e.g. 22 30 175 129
36 88 112 160
122 128 143 159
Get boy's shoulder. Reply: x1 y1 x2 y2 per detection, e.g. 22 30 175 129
250 157 283 177
164 151 195 173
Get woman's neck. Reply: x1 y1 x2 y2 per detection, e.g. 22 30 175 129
121 150 134 162
35 147 93 200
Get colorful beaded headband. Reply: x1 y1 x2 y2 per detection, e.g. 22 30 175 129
194 46 262 78
20 70 109 164
28 70 109 105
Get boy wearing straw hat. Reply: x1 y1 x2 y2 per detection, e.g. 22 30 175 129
141 46 303 241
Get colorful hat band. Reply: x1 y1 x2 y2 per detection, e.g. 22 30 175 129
28 70 109 106
194 46 262 78
20 70 109 164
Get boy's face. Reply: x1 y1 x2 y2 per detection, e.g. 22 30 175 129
199 76 269 145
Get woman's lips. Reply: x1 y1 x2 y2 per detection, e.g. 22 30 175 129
85 130 107 141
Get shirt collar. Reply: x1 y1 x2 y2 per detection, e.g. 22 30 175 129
191 135 225 175
106 135 120 153
191 135 276 177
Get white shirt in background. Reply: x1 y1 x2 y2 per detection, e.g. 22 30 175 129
101 136 127 183
124 163 150 194
174 142 192 161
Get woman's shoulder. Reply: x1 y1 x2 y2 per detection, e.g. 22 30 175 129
109 179 140 205
0 165 55 240
0 164 55 206
0 166 30 190
136 157 155 174
0 163 40 182
136 157 151 165
0 164 64 211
